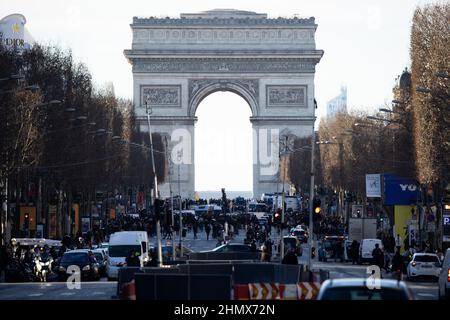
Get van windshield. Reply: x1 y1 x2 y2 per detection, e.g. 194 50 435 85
109 245 141 257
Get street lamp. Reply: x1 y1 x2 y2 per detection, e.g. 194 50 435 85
144 98 163 268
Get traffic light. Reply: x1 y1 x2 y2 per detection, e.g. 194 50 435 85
313 198 321 214
154 199 165 221
273 209 282 224
23 213 30 231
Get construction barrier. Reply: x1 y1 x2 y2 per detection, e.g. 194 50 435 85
234 282 321 300
134 274 232 300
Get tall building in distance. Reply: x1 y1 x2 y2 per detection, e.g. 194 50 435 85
326 85 347 119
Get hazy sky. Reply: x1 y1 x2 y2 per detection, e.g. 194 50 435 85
1 0 439 192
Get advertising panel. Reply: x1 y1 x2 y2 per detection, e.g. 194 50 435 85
394 205 413 254
366 174 381 198
384 174 420 205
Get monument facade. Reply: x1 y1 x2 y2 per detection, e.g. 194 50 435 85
124 9 323 198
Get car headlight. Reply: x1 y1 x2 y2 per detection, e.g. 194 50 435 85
82 265 91 271
59 266 66 272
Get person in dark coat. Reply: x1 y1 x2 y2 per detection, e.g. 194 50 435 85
204 223 211 241
282 248 298 265
350 240 360 265
372 243 384 272
125 249 140 267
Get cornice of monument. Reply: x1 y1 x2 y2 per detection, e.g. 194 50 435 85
132 9 316 27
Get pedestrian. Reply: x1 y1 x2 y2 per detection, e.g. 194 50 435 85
125 249 140 267
205 223 211 241
395 234 402 251
282 248 298 265
391 248 404 280
260 245 271 262
372 243 384 274
350 240 359 265
193 221 198 240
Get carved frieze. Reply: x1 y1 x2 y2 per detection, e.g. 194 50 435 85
140 85 181 107
133 58 316 73
132 28 314 44
266 85 307 108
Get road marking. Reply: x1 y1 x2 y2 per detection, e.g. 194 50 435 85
90 291 106 295
417 293 435 297
60 292 75 296
28 293 44 297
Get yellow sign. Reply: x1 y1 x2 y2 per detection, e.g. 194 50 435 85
394 205 413 254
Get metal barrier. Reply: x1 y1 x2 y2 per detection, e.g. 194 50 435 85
134 273 232 300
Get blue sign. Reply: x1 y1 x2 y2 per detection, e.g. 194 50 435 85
383 174 421 205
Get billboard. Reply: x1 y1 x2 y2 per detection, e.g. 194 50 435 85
384 174 420 205
0 14 31 50
366 174 381 198
394 205 414 254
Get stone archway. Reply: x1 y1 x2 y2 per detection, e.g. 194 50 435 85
124 9 323 198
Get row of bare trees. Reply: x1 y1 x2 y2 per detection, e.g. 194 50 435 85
0 44 165 240
286 3 449 208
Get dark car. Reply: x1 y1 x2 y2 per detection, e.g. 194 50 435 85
208 243 261 253
57 250 100 281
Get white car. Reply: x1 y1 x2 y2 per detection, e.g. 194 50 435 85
407 253 441 280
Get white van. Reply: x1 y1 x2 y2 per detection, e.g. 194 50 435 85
106 231 149 280
359 239 383 264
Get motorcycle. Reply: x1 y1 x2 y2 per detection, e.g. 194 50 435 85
5 260 38 282
34 254 53 282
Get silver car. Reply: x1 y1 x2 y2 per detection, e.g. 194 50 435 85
317 278 414 300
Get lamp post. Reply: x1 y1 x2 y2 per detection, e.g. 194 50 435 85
144 99 163 268
177 150 183 257
164 136 176 261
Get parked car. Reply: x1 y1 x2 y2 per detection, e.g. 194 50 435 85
438 248 450 300
92 249 108 277
57 250 100 281
317 278 414 300
406 253 441 281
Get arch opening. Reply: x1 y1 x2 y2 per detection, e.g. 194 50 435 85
194 91 253 198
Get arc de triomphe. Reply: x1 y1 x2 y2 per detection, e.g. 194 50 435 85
124 9 323 199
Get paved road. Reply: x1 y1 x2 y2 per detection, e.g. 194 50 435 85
0 230 439 300
0 281 116 300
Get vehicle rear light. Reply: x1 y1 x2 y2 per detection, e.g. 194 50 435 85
447 268 450 282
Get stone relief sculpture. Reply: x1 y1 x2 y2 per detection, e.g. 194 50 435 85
141 85 181 107
267 85 307 107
